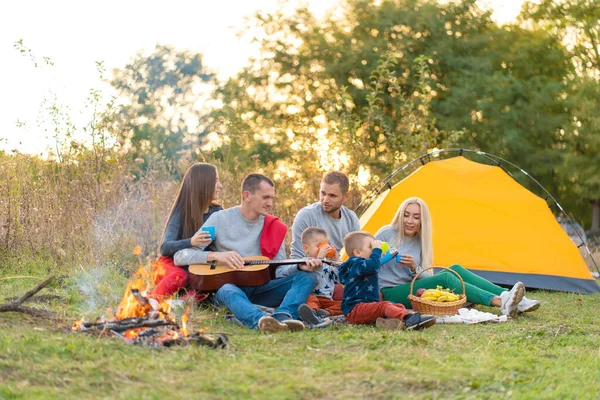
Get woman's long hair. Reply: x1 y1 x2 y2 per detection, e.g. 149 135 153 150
390 197 433 270
162 163 219 242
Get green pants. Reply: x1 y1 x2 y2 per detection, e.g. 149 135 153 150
380 264 506 308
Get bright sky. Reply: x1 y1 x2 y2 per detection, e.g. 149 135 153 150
0 0 525 156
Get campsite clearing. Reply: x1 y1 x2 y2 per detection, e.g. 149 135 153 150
0 286 598 399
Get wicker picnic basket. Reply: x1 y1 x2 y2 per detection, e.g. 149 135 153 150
408 267 467 316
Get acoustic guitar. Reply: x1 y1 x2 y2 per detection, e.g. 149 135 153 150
188 256 341 292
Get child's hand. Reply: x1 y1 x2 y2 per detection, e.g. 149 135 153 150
317 243 334 258
372 239 382 249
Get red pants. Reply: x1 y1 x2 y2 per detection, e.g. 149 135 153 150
306 295 343 316
151 256 188 299
346 301 411 325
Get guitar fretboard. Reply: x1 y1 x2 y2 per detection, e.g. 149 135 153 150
243 259 308 266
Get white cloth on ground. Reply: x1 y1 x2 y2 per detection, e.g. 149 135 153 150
435 308 508 324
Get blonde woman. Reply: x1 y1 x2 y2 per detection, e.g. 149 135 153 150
375 197 540 318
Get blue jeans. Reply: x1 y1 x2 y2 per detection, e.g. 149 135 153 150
215 271 317 329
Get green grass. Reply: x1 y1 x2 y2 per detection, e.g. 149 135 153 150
1 263 599 399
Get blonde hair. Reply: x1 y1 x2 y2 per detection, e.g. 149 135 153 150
343 231 374 256
390 197 433 270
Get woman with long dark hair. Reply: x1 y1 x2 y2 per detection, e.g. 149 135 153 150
152 163 223 298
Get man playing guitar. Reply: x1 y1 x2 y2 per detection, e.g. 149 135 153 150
174 174 322 333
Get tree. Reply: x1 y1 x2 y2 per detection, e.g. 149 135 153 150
561 78 600 232
523 0 600 232
109 45 214 174
205 0 571 201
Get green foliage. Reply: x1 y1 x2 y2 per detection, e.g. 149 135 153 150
559 77 600 231
108 45 214 174
522 0 600 230
522 0 600 77
439 24 572 196
325 53 463 177
203 0 579 212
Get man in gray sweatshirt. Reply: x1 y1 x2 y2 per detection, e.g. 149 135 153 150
173 174 320 333
278 171 360 319
283 171 360 270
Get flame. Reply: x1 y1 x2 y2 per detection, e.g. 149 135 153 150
151 259 167 285
156 329 179 343
181 305 191 337
115 266 151 320
72 318 85 331
124 329 140 340
72 258 207 345
132 245 142 256
161 298 173 316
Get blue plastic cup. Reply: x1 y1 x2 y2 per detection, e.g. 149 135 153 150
201 226 215 240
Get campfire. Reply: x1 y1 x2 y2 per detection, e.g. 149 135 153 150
72 256 227 349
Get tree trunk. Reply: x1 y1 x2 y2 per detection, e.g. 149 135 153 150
591 199 600 234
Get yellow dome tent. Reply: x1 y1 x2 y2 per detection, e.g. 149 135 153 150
359 155 600 293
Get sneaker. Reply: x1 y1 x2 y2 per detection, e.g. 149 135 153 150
306 318 333 329
375 317 404 330
316 309 331 318
499 282 525 318
273 313 305 332
402 313 436 331
298 304 323 326
258 316 288 333
281 319 305 332
517 296 540 314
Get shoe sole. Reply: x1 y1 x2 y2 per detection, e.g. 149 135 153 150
282 320 305 332
298 304 322 326
518 302 540 314
405 317 436 331
258 317 288 333
306 319 333 329
507 284 525 319
375 317 404 330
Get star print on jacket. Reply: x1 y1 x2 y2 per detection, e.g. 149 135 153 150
310 263 340 299
337 248 383 315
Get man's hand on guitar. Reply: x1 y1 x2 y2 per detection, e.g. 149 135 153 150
211 251 245 269
298 258 323 272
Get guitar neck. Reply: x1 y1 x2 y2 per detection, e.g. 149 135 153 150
243 258 339 266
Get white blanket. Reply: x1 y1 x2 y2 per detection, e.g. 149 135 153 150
435 308 508 324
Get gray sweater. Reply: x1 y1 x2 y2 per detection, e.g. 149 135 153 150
276 202 360 292
173 206 287 266
289 202 360 258
160 205 223 257
375 225 429 290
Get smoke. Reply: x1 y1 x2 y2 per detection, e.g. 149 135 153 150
70 265 127 316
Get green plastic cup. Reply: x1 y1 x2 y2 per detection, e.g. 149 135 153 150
381 242 389 253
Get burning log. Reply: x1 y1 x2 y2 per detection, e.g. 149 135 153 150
162 332 229 349
188 332 228 349
76 317 178 333
71 262 228 349
0 276 57 319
